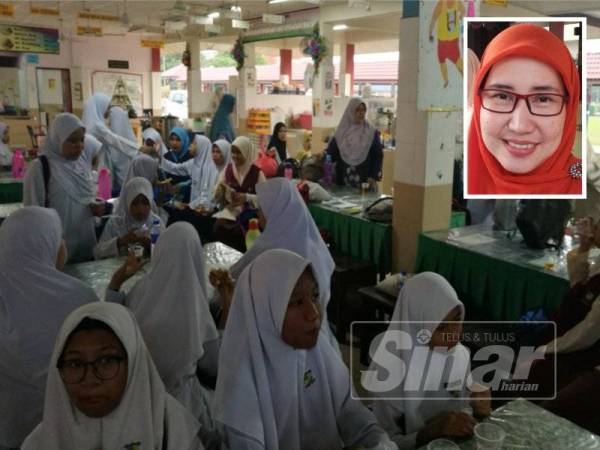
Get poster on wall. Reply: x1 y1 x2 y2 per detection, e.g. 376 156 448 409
91 71 143 116
0 24 59 54
417 0 465 111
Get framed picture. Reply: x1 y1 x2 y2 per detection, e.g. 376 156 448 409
91 70 143 116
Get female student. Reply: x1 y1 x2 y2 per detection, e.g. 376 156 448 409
82 94 144 185
214 249 396 450
0 206 98 448
143 126 168 156
163 127 193 202
108 106 138 192
21 302 204 449
0 122 12 168
229 178 338 350
160 135 217 210
23 113 102 263
467 24 582 195
106 222 221 448
209 94 236 143
324 98 383 188
213 136 265 252
364 272 490 449
94 177 165 259
267 122 288 164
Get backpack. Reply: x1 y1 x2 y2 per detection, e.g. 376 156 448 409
364 196 393 223
516 200 571 249
39 155 50 208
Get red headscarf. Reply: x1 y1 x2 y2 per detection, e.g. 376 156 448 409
468 24 581 195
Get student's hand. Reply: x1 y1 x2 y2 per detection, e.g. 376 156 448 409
89 201 106 217
174 201 187 210
139 144 157 156
137 235 151 250
470 387 492 419
117 230 138 249
166 184 180 196
210 269 235 328
419 411 476 444
577 217 595 252
109 250 148 291
230 192 247 207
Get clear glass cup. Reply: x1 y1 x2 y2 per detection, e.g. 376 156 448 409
474 422 506 450
427 438 460 450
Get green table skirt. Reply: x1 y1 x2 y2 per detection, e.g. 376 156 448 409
415 234 570 321
307 203 392 276
0 182 23 203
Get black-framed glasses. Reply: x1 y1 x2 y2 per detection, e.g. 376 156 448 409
57 355 126 384
479 89 567 116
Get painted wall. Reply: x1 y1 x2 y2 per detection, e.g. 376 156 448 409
21 33 156 114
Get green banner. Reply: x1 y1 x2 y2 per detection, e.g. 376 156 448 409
0 24 59 54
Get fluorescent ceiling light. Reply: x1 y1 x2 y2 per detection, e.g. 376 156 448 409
268 0 289 4
333 24 348 31
192 16 213 25
231 6 242 12
208 11 220 19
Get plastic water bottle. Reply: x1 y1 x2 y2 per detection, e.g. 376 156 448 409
11 149 25 179
150 219 161 254
284 163 293 180
97 168 112 200
245 218 261 250
323 154 333 186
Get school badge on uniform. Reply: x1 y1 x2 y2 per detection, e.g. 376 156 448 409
304 369 316 388
124 442 141 450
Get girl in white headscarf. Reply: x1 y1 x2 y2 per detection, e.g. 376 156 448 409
0 206 98 449
229 178 338 351
106 222 222 449
23 113 101 263
213 135 265 251
108 106 138 191
82 94 142 187
21 302 204 449
94 177 165 260
0 122 12 167
160 135 222 210
363 272 489 449
214 249 396 450
324 98 383 188
143 126 168 156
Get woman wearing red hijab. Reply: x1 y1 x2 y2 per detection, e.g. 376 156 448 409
467 23 582 195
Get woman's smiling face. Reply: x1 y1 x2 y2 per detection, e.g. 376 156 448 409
479 56 567 175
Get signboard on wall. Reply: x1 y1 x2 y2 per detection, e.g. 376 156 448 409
140 39 164 49
417 0 464 111
0 3 14 16
0 24 59 54
91 71 143 116
322 63 334 117
108 60 129 69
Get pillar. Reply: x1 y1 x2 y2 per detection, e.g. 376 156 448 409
311 22 335 153
236 43 257 134
339 43 355 97
392 16 456 272
280 48 292 83
187 39 203 119
150 48 162 117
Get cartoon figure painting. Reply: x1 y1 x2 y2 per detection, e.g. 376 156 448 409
429 0 465 88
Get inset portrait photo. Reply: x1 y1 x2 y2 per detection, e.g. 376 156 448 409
464 18 586 198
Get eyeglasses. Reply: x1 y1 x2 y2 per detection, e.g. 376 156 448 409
479 89 567 116
57 355 126 384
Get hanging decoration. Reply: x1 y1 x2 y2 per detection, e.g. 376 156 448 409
231 35 246 71
300 23 328 76
181 42 191 67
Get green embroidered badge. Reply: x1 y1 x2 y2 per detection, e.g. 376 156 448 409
304 369 316 388
124 442 141 450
